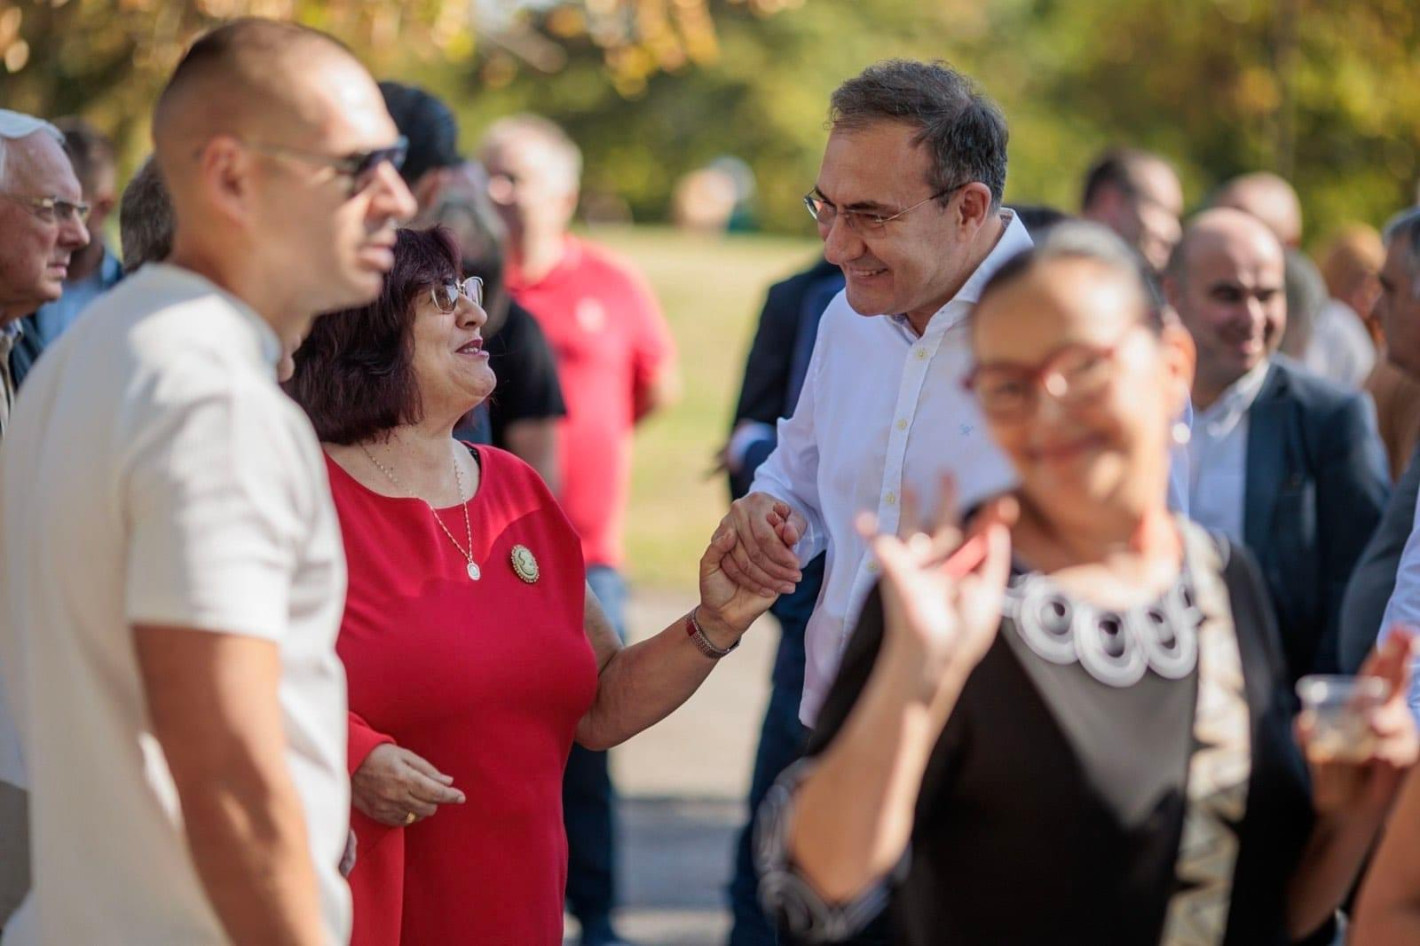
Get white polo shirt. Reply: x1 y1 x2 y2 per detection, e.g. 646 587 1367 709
0 265 350 944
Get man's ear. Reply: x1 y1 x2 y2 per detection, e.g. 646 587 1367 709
957 182 994 233
195 135 256 226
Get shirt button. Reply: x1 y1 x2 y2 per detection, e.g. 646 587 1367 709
866 559 880 574
915 347 927 360
885 491 897 505
896 418 908 431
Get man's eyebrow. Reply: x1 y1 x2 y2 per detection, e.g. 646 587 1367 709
811 186 892 213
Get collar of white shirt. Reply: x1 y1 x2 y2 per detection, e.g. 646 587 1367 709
1198 359 1272 439
885 209 1032 341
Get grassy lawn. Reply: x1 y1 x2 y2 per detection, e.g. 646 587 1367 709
588 225 821 592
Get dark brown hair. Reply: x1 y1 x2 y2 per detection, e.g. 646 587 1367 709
830 59 1008 208
287 226 460 444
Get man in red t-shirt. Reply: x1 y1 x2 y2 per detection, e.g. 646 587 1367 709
481 114 678 946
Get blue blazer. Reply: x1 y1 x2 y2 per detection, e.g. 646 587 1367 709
1242 357 1389 680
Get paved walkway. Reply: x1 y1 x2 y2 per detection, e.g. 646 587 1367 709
565 586 779 945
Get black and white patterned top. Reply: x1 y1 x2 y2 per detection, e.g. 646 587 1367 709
756 527 1325 946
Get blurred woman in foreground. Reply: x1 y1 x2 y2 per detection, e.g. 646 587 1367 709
757 224 1416 945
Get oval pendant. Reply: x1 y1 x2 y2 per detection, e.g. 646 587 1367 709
467 561 481 581
510 545 540 584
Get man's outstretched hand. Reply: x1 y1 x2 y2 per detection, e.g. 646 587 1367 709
714 492 806 598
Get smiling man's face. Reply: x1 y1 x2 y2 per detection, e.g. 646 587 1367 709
813 120 974 326
0 131 89 322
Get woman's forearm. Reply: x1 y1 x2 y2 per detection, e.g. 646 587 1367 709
575 612 723 750
1287 812 1385 939
787 644 963 904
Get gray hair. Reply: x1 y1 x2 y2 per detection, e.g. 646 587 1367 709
1383 206 1420 296
1280 248 1326 358
0 109 64 190
830 59 1009 208
119 157 175 274
479 113 583 192
977 220 1163 328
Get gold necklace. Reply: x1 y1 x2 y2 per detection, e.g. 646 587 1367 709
360 441 481 581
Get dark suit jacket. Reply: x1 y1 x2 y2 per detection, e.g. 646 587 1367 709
1338 440 1420 672
1242 356 1389 681
10 317 45 390
728 258 841 501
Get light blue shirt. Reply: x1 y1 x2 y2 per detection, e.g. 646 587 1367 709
29 249 123 347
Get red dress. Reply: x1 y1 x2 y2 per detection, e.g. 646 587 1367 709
329 446 599 946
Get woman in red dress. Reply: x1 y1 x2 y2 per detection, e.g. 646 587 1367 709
286 228 777 945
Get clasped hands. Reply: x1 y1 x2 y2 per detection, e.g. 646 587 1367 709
714 482 1014 711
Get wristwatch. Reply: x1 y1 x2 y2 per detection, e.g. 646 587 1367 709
686 607 740 659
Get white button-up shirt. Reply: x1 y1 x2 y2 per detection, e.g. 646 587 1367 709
751 212 1032 725
1379 479 1420 723
1187 361 1271 546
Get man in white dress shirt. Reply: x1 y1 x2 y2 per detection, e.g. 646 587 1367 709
1169 208 1387 682
0 20 415 945
1367 209 1420 715
714 60 1030 727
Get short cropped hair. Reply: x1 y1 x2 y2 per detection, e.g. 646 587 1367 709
53 117 116 194
119 157 176 273
480 113 583 192
1080 147 1171 210
829 59 1009 207
1384 207 1420 297
976 221 1164 331
0 110 63 190
287 227 461 444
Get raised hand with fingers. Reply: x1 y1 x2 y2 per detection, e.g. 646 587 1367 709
352 743 467 828
715 491 806 598
862 477 1016 720
1299 628 1420 820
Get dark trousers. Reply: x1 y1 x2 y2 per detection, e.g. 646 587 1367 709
565 565 626 931
727 677 811 945
727 556 820 946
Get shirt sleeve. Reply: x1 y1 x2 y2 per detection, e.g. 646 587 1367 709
348 711 395 777
749 333 828 564
123 379 313 641
1380 473 1420 723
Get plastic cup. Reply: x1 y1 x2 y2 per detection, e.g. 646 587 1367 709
1295 675 1390 764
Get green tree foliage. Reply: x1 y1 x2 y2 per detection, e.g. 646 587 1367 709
3 0 1416 241
416 0 1419 241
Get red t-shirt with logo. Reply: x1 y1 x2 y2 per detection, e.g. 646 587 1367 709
506 236 674 568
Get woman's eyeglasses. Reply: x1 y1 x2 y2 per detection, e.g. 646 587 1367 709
430 277 484 314
963 329 1144 421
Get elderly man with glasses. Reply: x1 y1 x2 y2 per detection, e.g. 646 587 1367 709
0 110 89 929
0 110 91 436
